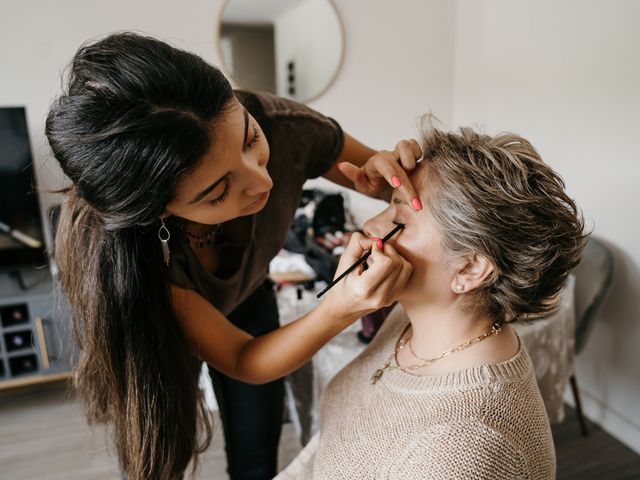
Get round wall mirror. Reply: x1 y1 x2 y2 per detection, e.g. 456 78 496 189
218 0 344 103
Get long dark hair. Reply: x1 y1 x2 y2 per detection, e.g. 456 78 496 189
45 32 233 479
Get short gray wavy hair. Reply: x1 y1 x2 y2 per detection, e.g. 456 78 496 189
419 116 589 323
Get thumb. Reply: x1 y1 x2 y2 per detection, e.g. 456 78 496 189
337 162 366 187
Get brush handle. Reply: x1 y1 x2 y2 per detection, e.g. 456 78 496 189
316 224 404 299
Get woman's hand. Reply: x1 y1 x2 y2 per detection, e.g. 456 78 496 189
337 139 423 210
322 232 413 326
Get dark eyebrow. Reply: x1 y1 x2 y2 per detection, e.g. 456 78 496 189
243 107 249 144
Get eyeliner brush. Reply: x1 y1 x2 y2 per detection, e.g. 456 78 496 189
316 223 405 299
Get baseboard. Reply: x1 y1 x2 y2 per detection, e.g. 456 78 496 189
565 385 640 455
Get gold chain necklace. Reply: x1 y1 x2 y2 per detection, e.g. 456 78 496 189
370 321 502 385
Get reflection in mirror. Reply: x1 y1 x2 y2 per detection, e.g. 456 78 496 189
219 0 343 103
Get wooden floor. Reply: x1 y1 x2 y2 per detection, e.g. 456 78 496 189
0 382 301 480
553 407 640 479
1 381 639 479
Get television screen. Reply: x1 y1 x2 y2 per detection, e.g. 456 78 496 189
0 107 47 270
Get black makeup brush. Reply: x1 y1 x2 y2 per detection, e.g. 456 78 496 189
316 223 405 299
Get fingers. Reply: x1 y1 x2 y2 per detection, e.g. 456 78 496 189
394 139 422 171
337 161 377 196
370 152 422 211
327 235 413 319
393 139 424 211
334 232 374 276
370 243 412 301
352 241 408 304
337 161 364 186
342 139 424 210
394 171 422 211
386 243 414 292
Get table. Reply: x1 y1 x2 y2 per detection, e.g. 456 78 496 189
280 276 575 445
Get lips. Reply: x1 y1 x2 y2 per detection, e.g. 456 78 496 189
246 191 269 210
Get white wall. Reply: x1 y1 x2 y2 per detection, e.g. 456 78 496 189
3 0 636 454
0 0 455 239
0 0 227 247
452 0 640 453
305 0 456 225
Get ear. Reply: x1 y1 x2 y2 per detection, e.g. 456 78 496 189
451 254 494 294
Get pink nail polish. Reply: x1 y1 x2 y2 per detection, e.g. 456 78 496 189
391 176 401 188
371 237 383 250
412 198 423 210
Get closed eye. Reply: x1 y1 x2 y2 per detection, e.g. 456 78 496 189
245 125 261 150
207 180 230 206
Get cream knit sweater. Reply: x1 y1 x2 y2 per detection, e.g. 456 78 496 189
277 305 556 479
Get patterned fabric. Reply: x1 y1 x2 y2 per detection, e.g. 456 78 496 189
512 275 576 423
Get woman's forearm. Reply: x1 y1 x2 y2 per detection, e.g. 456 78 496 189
233 299 360 384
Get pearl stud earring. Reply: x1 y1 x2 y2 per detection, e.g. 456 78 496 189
456 284 464 292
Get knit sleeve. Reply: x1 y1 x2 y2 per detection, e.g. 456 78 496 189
274 432 320 479
390 421 530 480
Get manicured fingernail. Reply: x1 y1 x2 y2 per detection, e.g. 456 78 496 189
376 239 384 250
412 198 423 210
391 176 401 188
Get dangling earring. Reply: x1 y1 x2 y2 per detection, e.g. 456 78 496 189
158 218 171 266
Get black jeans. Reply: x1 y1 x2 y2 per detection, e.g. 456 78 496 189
209 278 284 480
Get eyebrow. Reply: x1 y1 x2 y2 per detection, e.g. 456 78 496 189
187 109 249 205
243 108 249 144
392 197 408 206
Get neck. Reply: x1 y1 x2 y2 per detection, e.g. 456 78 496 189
401 298 495 359
177 219 218 235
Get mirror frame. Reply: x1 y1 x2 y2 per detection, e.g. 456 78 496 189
215 0 345 104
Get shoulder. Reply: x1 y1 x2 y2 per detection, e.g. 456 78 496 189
235 89 340 129
391 420 531 479
236 89 344 179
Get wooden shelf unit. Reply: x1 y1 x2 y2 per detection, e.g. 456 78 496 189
0 267 74 390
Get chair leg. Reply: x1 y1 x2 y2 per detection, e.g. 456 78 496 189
570 374 589 437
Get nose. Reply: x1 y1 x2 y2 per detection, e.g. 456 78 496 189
243 162 273 197
257 149 268 168
363 211 389 239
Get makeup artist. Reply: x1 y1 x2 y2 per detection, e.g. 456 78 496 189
46 33 418 480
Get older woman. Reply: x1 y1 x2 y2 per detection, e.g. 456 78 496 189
277 118 587 479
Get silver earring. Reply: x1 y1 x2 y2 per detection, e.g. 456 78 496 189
158 218 171 266
456 284 464 293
